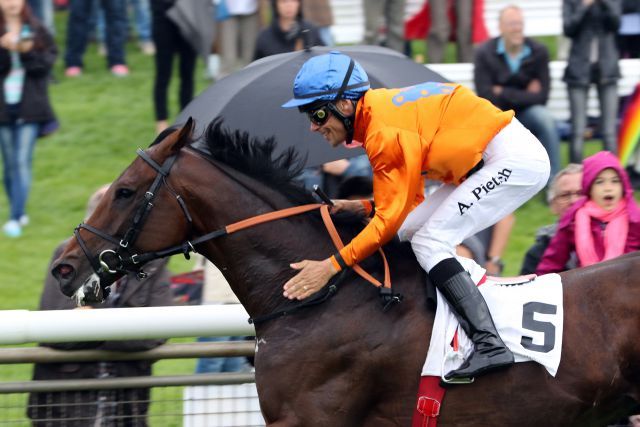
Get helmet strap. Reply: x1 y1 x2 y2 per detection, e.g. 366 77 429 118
327 101 356 145
333 59 357 144
334 59 355 102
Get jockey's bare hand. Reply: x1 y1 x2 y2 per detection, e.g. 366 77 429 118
283 258 337 300
330 199 369 216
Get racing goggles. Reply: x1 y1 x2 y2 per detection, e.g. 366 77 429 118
305 103 333 126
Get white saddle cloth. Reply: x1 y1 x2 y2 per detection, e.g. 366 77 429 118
422 258 563 378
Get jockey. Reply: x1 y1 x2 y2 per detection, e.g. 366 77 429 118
281 51 550 380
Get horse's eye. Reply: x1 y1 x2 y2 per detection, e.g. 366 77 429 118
115 188 134 199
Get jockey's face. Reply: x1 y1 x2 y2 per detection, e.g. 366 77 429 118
309 100 354 148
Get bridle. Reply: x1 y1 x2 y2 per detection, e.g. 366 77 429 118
73 146 400 313
74 148 194 296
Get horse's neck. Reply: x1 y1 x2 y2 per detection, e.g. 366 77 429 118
185 161 333 317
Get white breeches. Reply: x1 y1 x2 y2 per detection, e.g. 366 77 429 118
397 118 550 272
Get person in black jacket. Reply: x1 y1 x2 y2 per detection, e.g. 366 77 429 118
151 0 197 134
0 0 56 238
26 185 175 427
563 0 621 162
474 5 560 183
254 0 324 60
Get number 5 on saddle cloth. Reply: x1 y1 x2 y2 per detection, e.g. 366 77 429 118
422 258 564 381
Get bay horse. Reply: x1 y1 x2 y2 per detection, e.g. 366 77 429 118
52 119 640 426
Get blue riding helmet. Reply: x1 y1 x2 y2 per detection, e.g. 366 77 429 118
282 51 370 109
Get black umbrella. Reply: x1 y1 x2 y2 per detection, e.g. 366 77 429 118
175 45 448 167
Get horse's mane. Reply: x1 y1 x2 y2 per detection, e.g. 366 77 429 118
192 118 317 206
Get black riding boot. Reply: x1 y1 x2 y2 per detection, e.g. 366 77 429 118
429 259 514 380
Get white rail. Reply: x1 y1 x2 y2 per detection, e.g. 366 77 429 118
0 305 255 345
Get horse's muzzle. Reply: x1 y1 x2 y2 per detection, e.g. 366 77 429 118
74 273 104 306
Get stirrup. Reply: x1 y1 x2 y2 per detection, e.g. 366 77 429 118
440 350 474 385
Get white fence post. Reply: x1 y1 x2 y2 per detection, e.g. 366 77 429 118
0 305 255 345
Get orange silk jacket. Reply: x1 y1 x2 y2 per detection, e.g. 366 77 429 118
330 82 514 271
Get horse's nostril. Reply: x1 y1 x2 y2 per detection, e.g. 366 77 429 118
53 263 75 280
59 265 73 278
53 263 78 297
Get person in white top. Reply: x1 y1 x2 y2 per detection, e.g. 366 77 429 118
217 0 265 78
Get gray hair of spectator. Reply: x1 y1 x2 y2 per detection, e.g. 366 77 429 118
547 163 583 203
498 4 523 21
85 184 111 220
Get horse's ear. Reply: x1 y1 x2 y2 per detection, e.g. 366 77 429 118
172 117 195 153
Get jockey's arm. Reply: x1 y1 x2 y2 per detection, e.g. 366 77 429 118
283 129 423 300
330 128 423 271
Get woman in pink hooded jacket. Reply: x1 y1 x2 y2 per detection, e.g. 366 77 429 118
537 151 640 274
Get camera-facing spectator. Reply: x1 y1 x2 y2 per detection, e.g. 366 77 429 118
0 0 57 238
254 0 325 60
520 163 583 274
537 152 640 275
474 5 560 181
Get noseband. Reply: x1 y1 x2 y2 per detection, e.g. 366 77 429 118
74 148 193 295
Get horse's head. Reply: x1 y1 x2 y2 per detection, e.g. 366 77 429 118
51 118 196 305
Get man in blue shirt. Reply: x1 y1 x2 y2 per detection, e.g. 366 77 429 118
474 5 560 182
